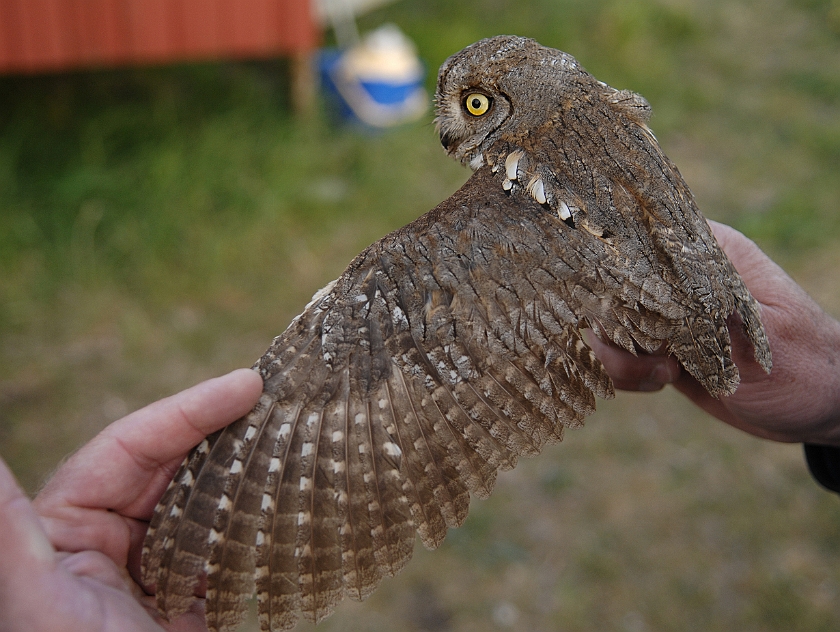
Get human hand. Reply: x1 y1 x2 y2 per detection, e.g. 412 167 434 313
0 368 263 632
586 220 840 446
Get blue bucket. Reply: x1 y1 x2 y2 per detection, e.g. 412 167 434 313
319 25 428 128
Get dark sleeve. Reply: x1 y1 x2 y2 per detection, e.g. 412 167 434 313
804 444 840 494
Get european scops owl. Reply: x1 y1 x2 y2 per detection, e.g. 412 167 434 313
142 35 772 632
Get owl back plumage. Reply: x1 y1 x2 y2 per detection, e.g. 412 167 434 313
142 35 771 632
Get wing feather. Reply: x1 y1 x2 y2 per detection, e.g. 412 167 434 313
379 369 449 548
204 395 279 632
141 430 218 588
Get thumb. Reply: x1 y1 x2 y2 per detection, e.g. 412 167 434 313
0 457 56 580
0 459 56 627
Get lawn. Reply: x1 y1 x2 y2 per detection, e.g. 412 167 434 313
2 0 840 630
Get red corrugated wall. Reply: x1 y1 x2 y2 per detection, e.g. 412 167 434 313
0 0 318 73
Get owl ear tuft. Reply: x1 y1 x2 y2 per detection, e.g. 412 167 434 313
608 89 652 123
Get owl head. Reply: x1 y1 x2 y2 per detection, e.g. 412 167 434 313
434 35 586 170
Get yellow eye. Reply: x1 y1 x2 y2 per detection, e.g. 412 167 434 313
464 93 491 116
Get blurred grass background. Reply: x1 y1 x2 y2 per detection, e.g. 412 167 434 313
2 0 840 630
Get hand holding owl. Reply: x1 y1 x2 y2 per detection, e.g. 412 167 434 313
589 220 840 446
0 370 263 632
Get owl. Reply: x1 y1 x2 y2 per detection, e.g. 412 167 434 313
141 36 772 632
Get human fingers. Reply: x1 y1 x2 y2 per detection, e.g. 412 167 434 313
96 367 264 485
0 456 55 570
34 369 264 564
38 368 263 515
707 220 807 311
584 329 682 392
0 457 59 626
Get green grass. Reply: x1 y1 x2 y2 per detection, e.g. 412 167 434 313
2 0 840 630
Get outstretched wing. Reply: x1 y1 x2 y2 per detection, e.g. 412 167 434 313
142 166 762 631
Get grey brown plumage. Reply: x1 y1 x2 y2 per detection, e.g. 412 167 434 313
141 35 772 631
